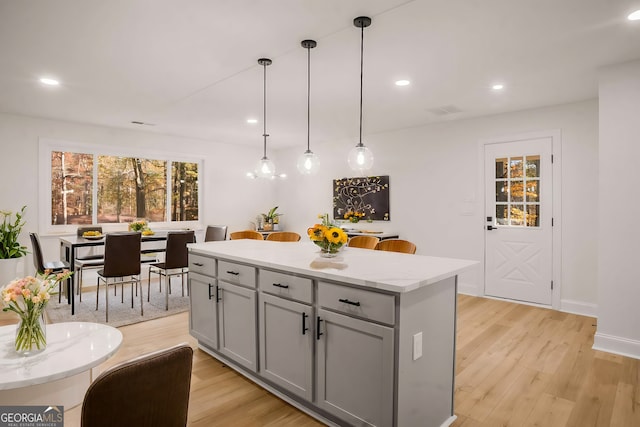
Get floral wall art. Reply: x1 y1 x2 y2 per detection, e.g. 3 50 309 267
332 175 390 222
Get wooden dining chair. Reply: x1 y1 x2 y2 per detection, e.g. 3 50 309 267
347 235 380 250
374 239 417 254
96 232 142 322
81 343 193 427
204 225 227 242
229 230 264 240
266 231 301 242
148 230 195 310
29 232 70 302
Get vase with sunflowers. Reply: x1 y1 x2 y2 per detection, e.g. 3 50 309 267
307 214 348 257
2 270 72 356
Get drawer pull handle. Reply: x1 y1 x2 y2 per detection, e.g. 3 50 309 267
302 312 309 335
316 317 323 340
272 283 289 289
226 270 240 276
193 262 204 267
338 298 361 307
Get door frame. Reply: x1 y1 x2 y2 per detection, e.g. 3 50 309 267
477 129 562 309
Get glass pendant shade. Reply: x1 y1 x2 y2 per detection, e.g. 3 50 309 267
297 149 320 175
255 157 275 179
347 144 374 173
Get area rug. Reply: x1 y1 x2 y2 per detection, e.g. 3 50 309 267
46 285 190 328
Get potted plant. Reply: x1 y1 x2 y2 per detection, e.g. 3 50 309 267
0 206 28 286
262 206 282 231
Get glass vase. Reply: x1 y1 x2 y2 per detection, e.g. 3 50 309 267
15 310 47 356
320 247 342 258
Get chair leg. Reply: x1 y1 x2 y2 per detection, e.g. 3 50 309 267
165 273 170 311
96 277 100 311
139 278 144 316
105 278 109 322
130 277 134 308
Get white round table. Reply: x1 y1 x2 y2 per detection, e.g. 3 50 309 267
0 322 122 408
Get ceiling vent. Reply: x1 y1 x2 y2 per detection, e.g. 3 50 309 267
130 121 156 126
426 105 462 116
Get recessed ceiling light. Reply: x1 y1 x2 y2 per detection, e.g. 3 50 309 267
395 80 410 86
628 10 640 20
39 77 60 86
246 118 258 124
492 84 505 90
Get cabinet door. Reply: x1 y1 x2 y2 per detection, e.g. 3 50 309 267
218 281 257 371
259 293 313 400
316 309 394 427
189 273 218 350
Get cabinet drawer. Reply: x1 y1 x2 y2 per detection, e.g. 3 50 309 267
259 270 313 304
218 260 256 288
317 281 395 325
189 254 216 276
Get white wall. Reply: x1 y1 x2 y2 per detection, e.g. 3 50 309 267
594 59 640 358
277 100 599 314
0 112 278 271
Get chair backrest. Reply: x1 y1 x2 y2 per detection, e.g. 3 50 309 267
266 231 301 242
204 225 227 242
374 239 417 254
164 230 195 269
229 230 264 240
102 232 142 277
77 226 103 236
348 235 380 250
29 232 46 273
81 343 193 427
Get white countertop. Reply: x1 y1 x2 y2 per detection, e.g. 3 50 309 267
189 240 478 293
0 322 122 390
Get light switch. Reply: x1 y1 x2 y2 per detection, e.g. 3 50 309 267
413 332 423 360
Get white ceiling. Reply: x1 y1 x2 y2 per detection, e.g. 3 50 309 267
1 0 639 150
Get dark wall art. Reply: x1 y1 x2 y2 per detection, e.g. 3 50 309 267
333 175 390 221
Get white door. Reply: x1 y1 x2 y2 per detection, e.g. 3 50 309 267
484 137 553 305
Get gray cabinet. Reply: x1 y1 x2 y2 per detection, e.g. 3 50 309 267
188 272 218 350
218 280 257 372
316 308 394 427
258 292 313 400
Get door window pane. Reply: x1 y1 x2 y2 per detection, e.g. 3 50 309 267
495 181 508 202
526 181 539 202
496 158 508 179
526 205 540 227
510 157 523 178
510 181 523 202
525 155 540 178
510 205 524 226
496 204 508 225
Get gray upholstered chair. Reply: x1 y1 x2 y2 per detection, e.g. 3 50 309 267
148 230 195 310
29 232 70 302
204 225 227 241
81 343 193 427
96 232 142 322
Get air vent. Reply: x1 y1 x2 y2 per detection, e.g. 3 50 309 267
130 121 156 126
426 105 462 116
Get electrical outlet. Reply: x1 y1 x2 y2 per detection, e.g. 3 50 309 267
413 332 423 360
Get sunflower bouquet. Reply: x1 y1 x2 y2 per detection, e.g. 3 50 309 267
343 210 365 223
307 214 348 256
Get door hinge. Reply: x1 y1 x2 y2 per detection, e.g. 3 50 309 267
551 280 554 290
551 218 554 227
551 154 554 163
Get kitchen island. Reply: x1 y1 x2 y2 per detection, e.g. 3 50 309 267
188 240 477 427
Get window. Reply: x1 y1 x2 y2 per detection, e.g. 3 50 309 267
42 139 201 231
495 155 540 227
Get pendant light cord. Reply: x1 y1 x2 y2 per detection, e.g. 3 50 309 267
307 45 311 152
263 61 268 159
358 23 364 147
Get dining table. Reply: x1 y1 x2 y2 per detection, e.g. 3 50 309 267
59 232 168 315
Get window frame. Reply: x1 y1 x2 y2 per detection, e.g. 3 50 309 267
38 138 203 235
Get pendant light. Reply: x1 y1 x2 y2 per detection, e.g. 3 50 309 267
348 16 374 174
297 39 320 175
255 58 276 179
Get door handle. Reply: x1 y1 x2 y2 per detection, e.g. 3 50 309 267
316 317 323 340
302 312 309 335
487 225 498 230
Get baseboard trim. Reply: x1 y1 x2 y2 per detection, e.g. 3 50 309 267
559 299 598 318
457 282 480 296
593 332 640 360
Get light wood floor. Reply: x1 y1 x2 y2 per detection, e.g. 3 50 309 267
2 294 638 426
